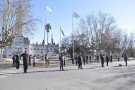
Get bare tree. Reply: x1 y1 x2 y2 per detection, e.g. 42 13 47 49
0 0 37 48
127 32 135 57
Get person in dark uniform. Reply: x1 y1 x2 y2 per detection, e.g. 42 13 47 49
83 55 85 65
118 57 120 61
12 55 16 67
63 55 66 67
86 55 88 64
110 55 112 62
15 53 20 69
124 53 128 66
100 54 104 67
75 55 78 65
106 55 109 66
59 54 64 70
89 55 91 63
78 54 83 69
21 51 29 73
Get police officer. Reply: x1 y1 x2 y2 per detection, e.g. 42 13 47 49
106 55 109 66
59 54 64 70
21 51 29 73
100 54 104 67
15 53 20 69
124 53 128 66
78 54 83 69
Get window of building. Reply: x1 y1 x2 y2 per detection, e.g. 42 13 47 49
25 48 27 49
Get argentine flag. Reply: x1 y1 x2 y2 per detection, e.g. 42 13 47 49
45 5 53 13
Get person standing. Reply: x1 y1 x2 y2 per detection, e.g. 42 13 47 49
21 51 29 73
15 53 20 69
75 55 78 65
45 54 49 65
118 57 120 61
78 54 83 69
110 55 112 62
86 55 88 64
100 54 104 67
106 55 109 66
89 55 91 63
33 56 36 67
12 55 16 67
63 55 66 67
124 53 128 66
59 54 64 70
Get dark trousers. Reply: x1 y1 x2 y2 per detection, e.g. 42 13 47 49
33 63 35 67
60 61 64 70
23 63 28 73
16 61 19 69
12 60 16 67
78 62 82 69
106 60 109 66
110 59 112 62
63 60 65 67
124 59 127 66
101 60 104 67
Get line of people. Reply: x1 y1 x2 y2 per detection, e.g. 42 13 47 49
12 51 128 73
12 51 36 73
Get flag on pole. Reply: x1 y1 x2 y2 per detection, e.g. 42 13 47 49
60 26 65 36
45 5 53 12
73 12 80 19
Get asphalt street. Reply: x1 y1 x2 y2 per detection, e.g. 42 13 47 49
0 60 135 90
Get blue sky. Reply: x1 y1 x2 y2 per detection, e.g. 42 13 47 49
29 0 135 44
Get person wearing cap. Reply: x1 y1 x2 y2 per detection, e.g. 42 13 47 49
21 51 29 73
59 54 64 70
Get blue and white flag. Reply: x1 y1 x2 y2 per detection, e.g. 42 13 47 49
60 26 65 36
73 12 80 19
45 5 53 12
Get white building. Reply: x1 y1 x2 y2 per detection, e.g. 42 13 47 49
3 34 59 58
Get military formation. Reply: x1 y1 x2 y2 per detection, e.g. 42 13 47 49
12 51 128 73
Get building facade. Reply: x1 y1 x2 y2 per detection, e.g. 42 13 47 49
3 34 59 58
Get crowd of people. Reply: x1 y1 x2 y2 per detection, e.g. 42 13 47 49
12 51 128 73
12 51 35 73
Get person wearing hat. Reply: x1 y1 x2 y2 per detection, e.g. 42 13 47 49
59 53 64 70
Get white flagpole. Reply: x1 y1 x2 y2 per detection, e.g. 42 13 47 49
43 4 46 61
60 26 61 54
72 13 74 64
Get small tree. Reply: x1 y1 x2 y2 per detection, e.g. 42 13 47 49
45 23 51 53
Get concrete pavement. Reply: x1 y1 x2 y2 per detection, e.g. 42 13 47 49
0 60 135 90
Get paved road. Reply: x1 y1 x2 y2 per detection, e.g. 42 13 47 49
0 60 135 90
